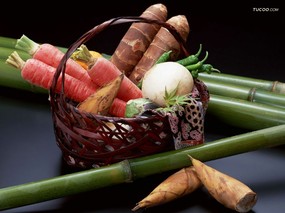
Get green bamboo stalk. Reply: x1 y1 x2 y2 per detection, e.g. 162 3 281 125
0 124 285 210
204 79 285 108
0 36 18 49
207 94 285 130
0 60 46 94
0 46 31 61
198 72 285 94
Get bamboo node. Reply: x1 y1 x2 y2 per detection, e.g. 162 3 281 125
247 87 257 102
271 81 279 93
272 80 285 94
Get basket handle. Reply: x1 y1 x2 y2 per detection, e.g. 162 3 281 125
49 16 190 103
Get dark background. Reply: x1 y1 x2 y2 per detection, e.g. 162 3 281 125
1 0 284 81
1 1 285 213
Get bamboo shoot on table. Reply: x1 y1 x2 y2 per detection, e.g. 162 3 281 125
0 124 285 210
133 155 258 212
132 166 202 211
190 156 257 213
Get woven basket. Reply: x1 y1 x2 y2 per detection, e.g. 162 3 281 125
49 16 209 169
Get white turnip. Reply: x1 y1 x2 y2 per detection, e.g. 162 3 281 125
141 61 194 107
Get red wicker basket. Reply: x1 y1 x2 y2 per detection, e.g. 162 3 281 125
49 16 209 169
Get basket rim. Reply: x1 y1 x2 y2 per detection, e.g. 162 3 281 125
48 16 210 168
57 95 166 121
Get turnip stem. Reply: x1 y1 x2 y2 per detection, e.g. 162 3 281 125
198 72 285 94
0 124 285 210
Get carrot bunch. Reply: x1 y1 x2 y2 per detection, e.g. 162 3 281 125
6 34 143 117
6 51 97 102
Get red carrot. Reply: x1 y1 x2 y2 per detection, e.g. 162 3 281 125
6 51 126 117
87 57 143 102
6 51 96 102
15 34 98 90
109 98 127 118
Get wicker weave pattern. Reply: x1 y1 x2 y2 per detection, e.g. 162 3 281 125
51 97 173 168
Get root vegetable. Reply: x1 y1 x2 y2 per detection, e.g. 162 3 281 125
78 74 124 115
141 61 194 107
190 156 258 213
6 51 125 117
87 57 142 102
132 166 202 211
129 15 190 85
108 98 127 118
15 34 97 90
6 51 95 102
110 3 168 76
